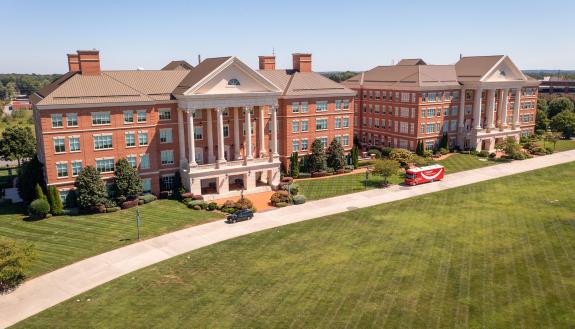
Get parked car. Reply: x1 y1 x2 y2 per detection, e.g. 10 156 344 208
226 209 254 223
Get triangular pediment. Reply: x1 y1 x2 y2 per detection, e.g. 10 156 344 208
183 57 282 96
481 56 527 82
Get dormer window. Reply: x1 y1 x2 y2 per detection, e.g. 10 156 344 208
499 70 506 76
227 78 240 86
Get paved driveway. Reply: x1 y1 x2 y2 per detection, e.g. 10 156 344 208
1 150 574 328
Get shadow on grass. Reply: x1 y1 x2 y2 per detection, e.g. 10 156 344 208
0 202 27 217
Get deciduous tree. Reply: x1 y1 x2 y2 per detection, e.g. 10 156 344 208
550 110 575 138
0 126 36 167
326 138 345 170
372 159 400 186
548 97 574 118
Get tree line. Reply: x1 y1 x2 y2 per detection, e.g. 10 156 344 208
0 74 61 101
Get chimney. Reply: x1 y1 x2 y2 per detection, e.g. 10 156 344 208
77 50 101 75
292 53 312 72
258 56 276 70
67 54 80 72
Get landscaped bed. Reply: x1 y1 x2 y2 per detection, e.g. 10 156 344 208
15 161 575 328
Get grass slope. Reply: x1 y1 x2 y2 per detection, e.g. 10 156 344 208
0 200 222 277
16 162 575 328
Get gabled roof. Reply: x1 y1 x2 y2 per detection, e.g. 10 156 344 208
454 55 505 81
162 60 194 71
343 65 460 90
258 69 355 97
397 58 426 66
172 57 231 95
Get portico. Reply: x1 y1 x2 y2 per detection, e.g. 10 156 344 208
173 56 283 199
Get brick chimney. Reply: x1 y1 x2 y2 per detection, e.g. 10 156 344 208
77 50 101 75
292 53 312 72
67 54 80 72
258 56 276 70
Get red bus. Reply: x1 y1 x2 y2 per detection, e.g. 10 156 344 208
404 164 445 186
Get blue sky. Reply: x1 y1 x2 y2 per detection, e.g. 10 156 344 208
1 0 573 73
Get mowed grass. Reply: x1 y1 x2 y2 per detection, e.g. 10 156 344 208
0 200 223 277
550 139 575 152
436 153 506 174
17 162 575 328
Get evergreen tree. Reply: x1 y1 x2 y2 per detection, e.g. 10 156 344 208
440 133 449 149
113 158 143 200
290 152 300 178
416 141 424 156
75 166 108 209
34 183 46 201
308 139 327 173
326 138 345 170
47 185 63 215
17 156 44 204
172 171 183 199
351 146 359 169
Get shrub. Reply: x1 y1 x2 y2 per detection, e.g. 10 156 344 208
327 138 346 170
35 183 47 201
106 206 120 213
181 192 194 199
207 202 218 211
545 146 554 154
438 148 449 155
47 186 63 215
381 147 393 157
138 199 145 205
182 197 194 204
388 148 414 165
336 168 345 175
192 205 201 210
29 199 50 219
520 136 529 143
367 148 382 159
270 191 290 206
0 240 35 292
235 198 254 210
281 183 299 195
281 177 294 184
61 208 80 216
221 207 237 214
188 200 207 209
114 158 143 200
489 152 497 159
192 195 204 201
159 191 170 199
138 194 157 204
469 150 478 156
311 171 327 178
88 205 107 214
120 200 138 210
477 150 490 158
275 202 288 208
292 195 306 205
308 139 327 172
298 172 312 179
75 166 108 210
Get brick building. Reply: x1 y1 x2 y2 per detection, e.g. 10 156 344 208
30 50 353 201
343 55 539 152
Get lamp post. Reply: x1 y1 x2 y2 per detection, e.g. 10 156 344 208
136 206 141 240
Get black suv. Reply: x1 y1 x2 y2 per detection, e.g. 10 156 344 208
226 209 254 223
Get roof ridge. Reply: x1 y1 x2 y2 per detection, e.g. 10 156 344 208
102 72 155 101
283 72 296 96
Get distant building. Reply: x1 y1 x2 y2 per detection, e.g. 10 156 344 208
538 77 575 96
9 95 32 111
343 55 539 152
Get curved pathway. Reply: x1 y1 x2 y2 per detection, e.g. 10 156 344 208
1 150 575 328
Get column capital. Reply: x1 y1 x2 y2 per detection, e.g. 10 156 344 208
243 106 253 113
215 107 225 114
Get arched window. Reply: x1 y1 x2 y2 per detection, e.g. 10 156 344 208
227 78 240 86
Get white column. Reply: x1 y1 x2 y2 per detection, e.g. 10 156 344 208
270 105 279 158
473 88 483 129
512 87 521 129
457 88 465 130
233 107 240 159
177 109 187 166
206 109 215 163
187 110 197 167
486 89 496 131
500 88 509 129
258 106 266 158
216 108 226 164
244 106 253 160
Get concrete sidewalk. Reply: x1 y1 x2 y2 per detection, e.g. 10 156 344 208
1 150 574 328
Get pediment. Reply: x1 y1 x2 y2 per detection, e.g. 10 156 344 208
481 56 527 82
183 57 281 96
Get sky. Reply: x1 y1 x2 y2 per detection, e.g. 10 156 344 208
1 0 574 74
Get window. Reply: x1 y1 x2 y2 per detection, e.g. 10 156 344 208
139 132 149 146
159 108 171 120
140 154 150 169
301 120 309 132
67 113 78 127
427 108 435 117
194 127 203 140
94 134 113 150
292 140 300 152
443 122 449 132
124 111 134 124
443 108 449 116
95 159 114 173
69 137 80 152
400 108 410 118
142 178 151 193
425 141 435 150
137 110 147 123
127 155 137 168
301 102 308 113
401 93 410 102
450 120 457 131
51 114 63 128
301 139 308 151
92 112 110 125
421 124 425 134
335 117 342 129
161 150 174 165
320 137 328 148
426 123 435 134
292 102 299 113
161 175 175 191
400 122 409 134
54 137 65 153
421 109 426 118
56 163 68 178
316 101 328 112
451 106 458 116
242 123 254 136
160 128 173 143
343 100 349 110
342 135 349 146
223 125 229 138
335 100 342 111
71 160 82 176
316 118 328 131
292 120 299 133
343 117 349 128
125 133 136 147
227 78 240 86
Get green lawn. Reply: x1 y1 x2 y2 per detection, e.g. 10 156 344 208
436 153 507 174
0 200 223 277
549 139 575 152
16 162 575 328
